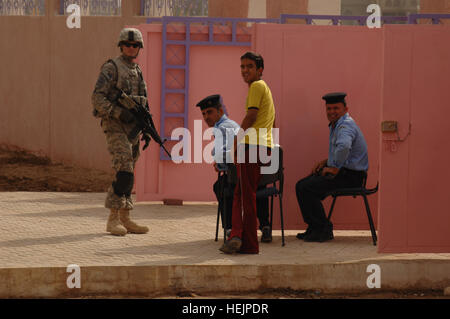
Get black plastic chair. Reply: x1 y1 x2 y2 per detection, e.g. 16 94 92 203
256 145 285 246
325 172 379 246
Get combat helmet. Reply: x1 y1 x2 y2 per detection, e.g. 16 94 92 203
118 28 144 49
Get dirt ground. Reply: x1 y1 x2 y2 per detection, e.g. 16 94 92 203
0 145 113 192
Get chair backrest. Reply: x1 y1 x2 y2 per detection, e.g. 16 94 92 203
258 145 284 192
360 171 379 194
361 171 368 188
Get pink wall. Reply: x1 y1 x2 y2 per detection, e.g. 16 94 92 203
253 24 383 231
135 24 450 252
135 24 250 202
136 24 383 231
378 25 450 253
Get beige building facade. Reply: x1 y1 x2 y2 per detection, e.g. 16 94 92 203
209 0 449 19
208 0 309 19
421 0 450 13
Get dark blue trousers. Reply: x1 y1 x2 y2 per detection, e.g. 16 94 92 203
295 169 365 230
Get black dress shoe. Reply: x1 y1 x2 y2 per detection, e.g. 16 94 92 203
304 230 322 242
296 227 312 240
304 227 334 243
261 226 272 243
319 230 334 242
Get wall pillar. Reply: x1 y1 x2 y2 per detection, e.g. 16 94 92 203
420 0 450 14
46 0 59 15
267 0 308 20
122 0 142 17
208 0 250 18
308 0 341 15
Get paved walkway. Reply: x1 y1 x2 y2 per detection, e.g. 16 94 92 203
0 192 449 297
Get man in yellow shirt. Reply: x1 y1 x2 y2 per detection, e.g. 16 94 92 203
220 52 275 254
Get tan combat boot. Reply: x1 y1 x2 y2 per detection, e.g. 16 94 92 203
106 209 127 236
119 209 149 234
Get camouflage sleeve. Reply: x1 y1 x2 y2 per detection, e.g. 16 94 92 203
138 71 149 110
140 77 148 97
91 62 121 119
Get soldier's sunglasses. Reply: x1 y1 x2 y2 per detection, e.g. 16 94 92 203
122 42 140 48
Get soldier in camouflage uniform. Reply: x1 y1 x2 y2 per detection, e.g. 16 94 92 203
92 28 150 236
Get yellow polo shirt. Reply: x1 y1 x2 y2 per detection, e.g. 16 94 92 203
244 80 275 148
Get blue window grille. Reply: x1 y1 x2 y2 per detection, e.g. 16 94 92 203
141 0 208 17
59 0 121 16
0 0 45 15
408 14 450 24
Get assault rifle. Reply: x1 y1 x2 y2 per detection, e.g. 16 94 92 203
117 90 171 158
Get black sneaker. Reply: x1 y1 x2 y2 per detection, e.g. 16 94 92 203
261 226 272 243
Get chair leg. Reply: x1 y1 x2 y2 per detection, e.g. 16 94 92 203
269 194 274 229
362 194 377 246
215 204 220 242
279 193 285 246
215 172 224 242
222 189 227 243
327 196 337 221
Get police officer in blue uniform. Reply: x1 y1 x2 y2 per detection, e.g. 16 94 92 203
295 92 369 242
196 94 272 242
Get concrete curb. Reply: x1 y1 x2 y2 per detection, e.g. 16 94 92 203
1 260 449 298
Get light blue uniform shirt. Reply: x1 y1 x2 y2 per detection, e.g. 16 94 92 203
328 113 369 171
212 114 240 168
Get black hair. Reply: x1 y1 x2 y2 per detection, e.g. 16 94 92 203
240 52 264 70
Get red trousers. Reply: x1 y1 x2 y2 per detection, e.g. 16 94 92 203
229 147 268 254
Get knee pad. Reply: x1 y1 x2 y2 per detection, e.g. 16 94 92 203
112 171 134 197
